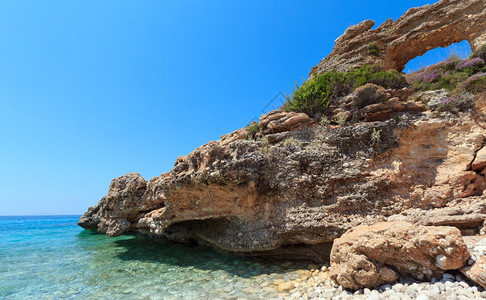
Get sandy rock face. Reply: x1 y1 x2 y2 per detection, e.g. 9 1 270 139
330 221 469 290
310 0 486 75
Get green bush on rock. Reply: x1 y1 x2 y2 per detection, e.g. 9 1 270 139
368 42 379 56
285 65 408 116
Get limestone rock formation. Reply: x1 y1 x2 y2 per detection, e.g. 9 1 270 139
259 110 317 135
329 221 469 290
329 84 424 123
310 0 486 75
79 110 486 260
78 172 148 237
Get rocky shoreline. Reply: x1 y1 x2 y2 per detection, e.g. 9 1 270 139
79 0 486 296
273 268 486 300
263 235 486 299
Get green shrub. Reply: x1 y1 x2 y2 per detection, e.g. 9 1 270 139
246 121 260 139
368 42 379 56
285 65 408 116
285 71 352 116
352 65 408 89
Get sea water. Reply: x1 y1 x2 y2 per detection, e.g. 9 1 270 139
0 216 309 299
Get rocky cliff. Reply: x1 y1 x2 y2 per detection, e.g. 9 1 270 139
79 98 486 262
79 0 486 272
310 0 486 75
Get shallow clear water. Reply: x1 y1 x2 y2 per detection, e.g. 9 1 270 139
0 216 308 299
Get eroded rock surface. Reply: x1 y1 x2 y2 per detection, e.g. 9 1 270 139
79 110 486 260
329 221 469 290
259 110 317 135
310 0 486 75
329 84 424 123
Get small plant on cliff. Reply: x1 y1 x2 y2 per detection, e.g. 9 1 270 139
245 121 260 140
283 137 293 148
320 116 330 126
333 114 347 126
282 137 302 149
247 121 260 134
368 42 379 56
371 128 382 145
260 135 270 153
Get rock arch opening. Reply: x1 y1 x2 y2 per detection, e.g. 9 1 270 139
310 0 486 76
404 41 472 74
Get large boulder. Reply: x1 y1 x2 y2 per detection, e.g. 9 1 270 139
329 221 470 290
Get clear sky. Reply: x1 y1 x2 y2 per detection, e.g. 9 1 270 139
0 0 471 215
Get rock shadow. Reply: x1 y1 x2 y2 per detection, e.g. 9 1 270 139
108 233 309 278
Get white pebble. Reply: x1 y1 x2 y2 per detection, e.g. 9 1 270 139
366 291 382 300
416 295 429 300
307 291 319 298
436 255 447 268
392 283 404 292
427 285 440 296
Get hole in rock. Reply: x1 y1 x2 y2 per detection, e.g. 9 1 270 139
404 41 472 73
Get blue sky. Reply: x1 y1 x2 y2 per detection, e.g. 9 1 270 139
0 0 470 215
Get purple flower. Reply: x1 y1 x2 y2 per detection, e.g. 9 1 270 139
457 57 485 70
423 70 440 82
460 72 486 88
440 97 456 105
434 57 460 70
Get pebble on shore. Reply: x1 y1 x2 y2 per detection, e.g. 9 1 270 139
254 263 486 300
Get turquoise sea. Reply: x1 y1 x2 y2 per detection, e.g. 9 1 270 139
0 216 308 299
